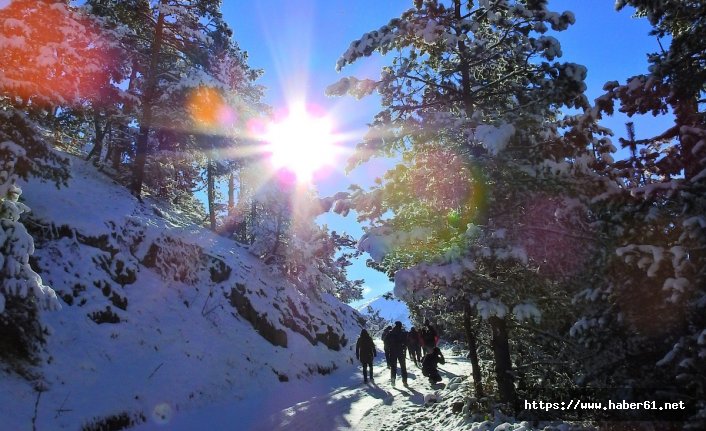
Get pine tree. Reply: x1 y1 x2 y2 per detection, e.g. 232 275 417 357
0 0 111 362
116 0 228 199
330 0 604 406
0 0 113 300
572 2 706 425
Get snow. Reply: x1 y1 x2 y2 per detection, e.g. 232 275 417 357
475 298 508 320
512 303 542 324
2 154 362 430
357 226 433 263
325 76 378 99
698 329 706 346
0 153 593 431
656 344 679 367
474 124 515 155
19 158 138 238
663 277 689 302
393 258 475 301
126 340 486 431
533 36 562 60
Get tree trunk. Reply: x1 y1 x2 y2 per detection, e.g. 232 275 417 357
676 97 702 181
228 171 235 216
463 301 484 398
107 62 138 172
131 2 166 199
489 315 516 407
86 113 109 162
109 124 127 172
206 154 216 231
269 210 283 259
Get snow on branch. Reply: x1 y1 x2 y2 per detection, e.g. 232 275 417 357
325 77 378 99
472 123 515 155
358 225 434 263
393 258 474 301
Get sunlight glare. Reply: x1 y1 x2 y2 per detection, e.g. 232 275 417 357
264 104 338 182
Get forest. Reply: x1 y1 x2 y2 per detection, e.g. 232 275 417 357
1 0 705 429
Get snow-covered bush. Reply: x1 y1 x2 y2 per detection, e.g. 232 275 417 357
0 141 61 365
0 183 61 315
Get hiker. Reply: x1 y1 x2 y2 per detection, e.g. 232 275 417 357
421 320 438 354
355 329 376 383
382 325 393 368
407 326 422 367
384 321 408 386
422 347 445 385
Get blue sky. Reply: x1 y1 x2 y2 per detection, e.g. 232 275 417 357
220 1 669 306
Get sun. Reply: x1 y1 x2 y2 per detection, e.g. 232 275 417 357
263 104 338 182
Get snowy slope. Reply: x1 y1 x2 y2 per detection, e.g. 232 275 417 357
356 294 412 328
1 154 364 430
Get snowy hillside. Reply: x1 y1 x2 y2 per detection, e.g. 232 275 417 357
356 295 411 329
1 154 363 430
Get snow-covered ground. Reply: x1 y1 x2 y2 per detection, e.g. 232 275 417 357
1 154 362 430
131 341 484 431
1 155 591 431
134 341 582 431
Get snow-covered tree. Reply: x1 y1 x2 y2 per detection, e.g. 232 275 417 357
1 0 113 362
571 2 706 425
83 0 266 226
248 172 364 302
361 306 392 336
0 144 61 314
330 0 606 406
101 0 227 199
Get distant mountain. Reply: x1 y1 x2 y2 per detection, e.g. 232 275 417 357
356 294 412 329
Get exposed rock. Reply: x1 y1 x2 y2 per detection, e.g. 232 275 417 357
227 283 288 348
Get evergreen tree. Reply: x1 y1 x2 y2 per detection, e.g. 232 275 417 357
330 0 604 406
573 2 706 425
0 0 112 362
113 0 228 199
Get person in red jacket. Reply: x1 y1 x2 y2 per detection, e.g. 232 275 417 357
355 329 376 383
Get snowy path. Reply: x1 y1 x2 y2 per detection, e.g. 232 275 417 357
132 344 472 430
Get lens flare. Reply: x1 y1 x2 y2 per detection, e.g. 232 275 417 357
151 402 173 425
186 86 236 130
0 1 112 105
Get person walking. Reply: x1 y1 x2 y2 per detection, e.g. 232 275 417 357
421 346 445 385
407 326 422 367
384 321 408 386
356 329 376 383
421 320 438 354
381 325 393 369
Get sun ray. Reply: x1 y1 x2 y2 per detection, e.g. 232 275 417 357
260 103 343 183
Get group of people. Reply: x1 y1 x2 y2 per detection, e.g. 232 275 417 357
355 320 445 387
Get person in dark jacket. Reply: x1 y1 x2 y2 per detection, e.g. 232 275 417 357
356 329 376 383
421 320 438 354
421 347 445 384
407 327 422 367
381 325 393 368
384 321 408 386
